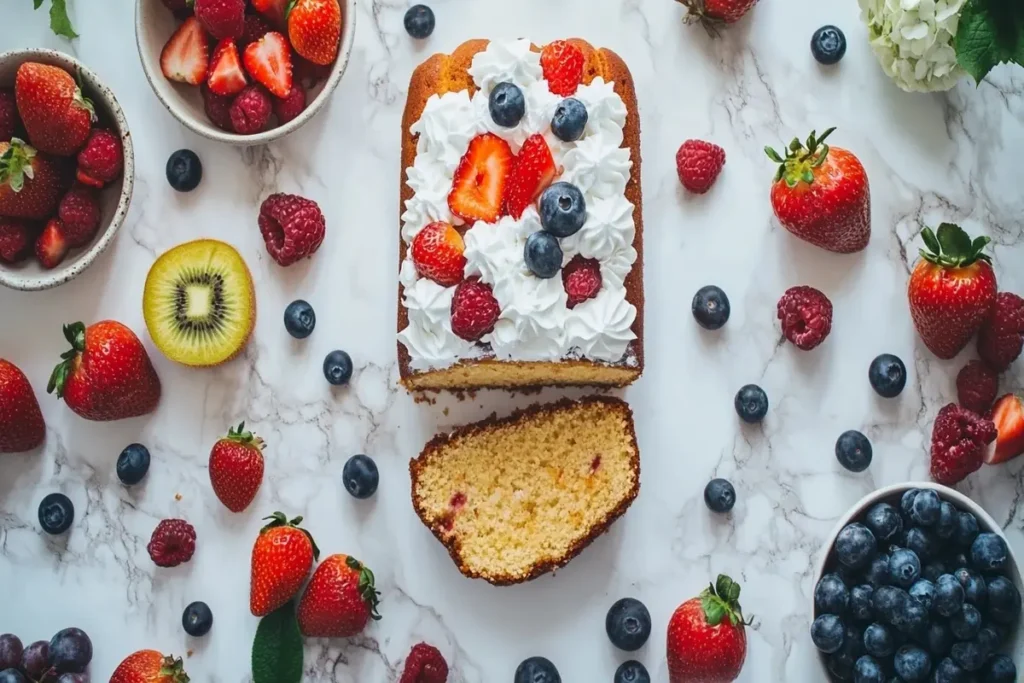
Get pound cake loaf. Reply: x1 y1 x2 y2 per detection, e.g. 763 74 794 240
398 38 644 391
409 397 640 585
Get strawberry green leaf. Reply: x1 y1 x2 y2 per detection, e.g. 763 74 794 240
701 594 727 626
716 574 741 603
937 222 972 257
33 0 44 8
252 602 303 683
955 0 1024 85
920 227 942 256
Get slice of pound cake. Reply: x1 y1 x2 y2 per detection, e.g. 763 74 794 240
398 38 644 391
410 397 640 585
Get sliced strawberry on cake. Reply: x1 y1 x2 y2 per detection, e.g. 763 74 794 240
448 133 513 224
503 134 557 220
411 221 466 287
540 40 584 96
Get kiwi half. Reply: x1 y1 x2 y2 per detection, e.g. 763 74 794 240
143 239 256 367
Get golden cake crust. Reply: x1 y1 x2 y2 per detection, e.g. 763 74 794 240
398 39 645 391
409 396 641 585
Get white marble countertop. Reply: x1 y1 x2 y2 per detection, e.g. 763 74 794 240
2 0 1024 681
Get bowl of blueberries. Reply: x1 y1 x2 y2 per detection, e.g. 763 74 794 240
810 482 1020 682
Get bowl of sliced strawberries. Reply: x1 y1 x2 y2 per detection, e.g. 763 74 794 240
0 49 134 291
136 0 356 145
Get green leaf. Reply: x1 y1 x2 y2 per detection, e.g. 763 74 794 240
936 222 971 258
701 595 726 626
48 0 78 38
252 602 303 683
764 147 784 163
33 0 44 8
716 574 741 603
955 0 1024 85
920 227 941 256
971 235 992 255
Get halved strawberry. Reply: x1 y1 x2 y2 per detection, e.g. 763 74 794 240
411 221 466 287
448 134 513 224
251 0 289 26
986 394 1024 465
540 40 584 96
160 17 211 85
35 218 68 270
207 39 248 96
243 31 293 98
503 134 557 220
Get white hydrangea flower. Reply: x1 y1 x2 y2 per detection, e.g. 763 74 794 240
859 0 967 92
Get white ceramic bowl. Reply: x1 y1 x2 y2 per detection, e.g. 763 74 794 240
0 49 134 292
812 482 1022 679
135 0 356 146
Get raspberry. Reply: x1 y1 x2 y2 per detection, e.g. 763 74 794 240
273 84 307 125
450 279 500 341
194 0 245 39
76 129 123 189
57 188 102 248
258 193 326 266
202 85 235 132
540 40 585 96
956 360 999 415
147 519 197 568
230 84 273 134
777 286 832 350
293 56 333 86
0 217 34 264
562 256 602 308
241 12 274 49
0 88 20 142
676 139 726 194
930 403 997 485
977 292 1024 372
399 643 449 683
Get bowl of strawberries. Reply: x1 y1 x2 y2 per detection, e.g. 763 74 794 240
135 0 356 145
0 49 133 291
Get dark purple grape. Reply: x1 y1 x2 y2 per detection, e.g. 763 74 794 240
47 629 91 674
20 641 49 678
0 635 22 671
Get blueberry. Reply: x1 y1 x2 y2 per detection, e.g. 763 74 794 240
691 285 731 330
815 573 850 615
703 478 736 513
949 603 981 640
488 82 525 128
551 97 588 142
811 25 847 65
166 149 202 192
905 527 937 562
829 624 865 679
47 628 91 674
734 384 769 423
891 596 928 636
947 552 969 571
953 567 987 608
342 454 379 499
908 580 934 612
403 4 434 39
38 493 74 535
182 601 213 637
984 654 1016 683
933 502 957 539
932 657 965 683
850 585 874 622
893 645 931 681
933 574 965 617
975 625 999 659
925 621 952 657
872 586 909 624
889 549 921 588
0 671 26 683
950 641 984 672
985 575 1020 625
921 560 947 583
900 489 920 523
613 660 650 683
826 653 855 682
864 554 891 588
864 503 903 544
811 614 846 653
909 489 941 526
868 354 906 398
969 533 1008 572
538 182 586 238
835 430 873 472
283 300 316 339
514 657 560 683
524 231 563 278
605 598 651 651
114 443 151 486
862 622 896 658
836 524 877 570
853 654 885 683
323 350 353 386
952 512 979 548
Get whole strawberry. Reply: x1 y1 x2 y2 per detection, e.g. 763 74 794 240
766 128 870 254
676 139 725 194
0 358 46 453
110 650 189 683
540 40 584 97
0 88 21 142
287 0 342 66
930 403 997 485
209 422 265 513
297 553 381 637
75 128 124 188
678 0 759 32
399 643 448 683
667 575 748 683
15 62 95 157
908 223 997 360
251 512 319 616
47 321 162 422
0 138 69 220
977 292 1024 372
194 0 245 40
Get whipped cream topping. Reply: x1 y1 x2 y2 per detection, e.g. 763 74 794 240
399 39 638 370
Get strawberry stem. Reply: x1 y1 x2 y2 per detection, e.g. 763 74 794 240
158 655 190 683
227 421 264 449
46 322 86 399
0 138 38 194
919 223 991 268
345 555 383 621
675 0 723 37
764 127 836 188
260 512 321 561
699 574 748 627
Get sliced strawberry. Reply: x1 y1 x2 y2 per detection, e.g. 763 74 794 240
503 134 557 219
540 40 585 96
208 38 248 96
448 134 514 224
986 394 1024 465
35 218 69 270
411 221 466 287
160 17 211 85
251 0 289 26
243 31 293 98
